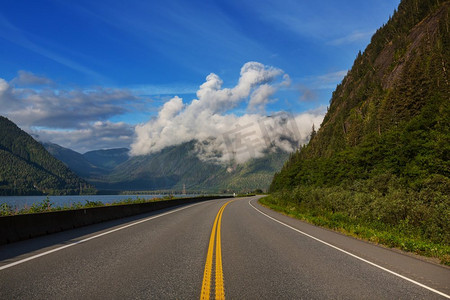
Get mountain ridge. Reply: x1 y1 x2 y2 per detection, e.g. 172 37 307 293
42 140 289 192
271 0 449 191
0 116 95 195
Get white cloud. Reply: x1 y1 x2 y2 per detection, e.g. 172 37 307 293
33 121 135 153
131 62 324 163
248 84 276 113
0 78 9 96
1 74 137 129
0 71 140 152
10 70 54 86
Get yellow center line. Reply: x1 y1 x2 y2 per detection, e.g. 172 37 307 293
215 203 225 300
200 200 233 300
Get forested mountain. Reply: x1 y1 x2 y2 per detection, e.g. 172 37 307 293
269 0 449 256
0 116 96 195
272 0 449 191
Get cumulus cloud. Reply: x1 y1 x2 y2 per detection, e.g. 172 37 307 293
248 84 276 112
1 72 137 129
0 71 139 152
131 62 324 163
13 88 134 129
0 78 10 98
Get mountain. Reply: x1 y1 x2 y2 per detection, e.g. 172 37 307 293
92 141 289 192
271 0 449 192
0 116 96 195
83 148 129 171
42 143 129 178
43 142 105 178
269 0 449 249
43 139 288 192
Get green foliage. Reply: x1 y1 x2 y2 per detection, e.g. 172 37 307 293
0 203 13 216
27 197 54 213
83 200 104 208
271 95 449 193
236 193 256 197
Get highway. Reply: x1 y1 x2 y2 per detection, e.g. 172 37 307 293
1 196 449 299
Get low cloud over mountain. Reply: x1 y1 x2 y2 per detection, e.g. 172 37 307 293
131 62 324 163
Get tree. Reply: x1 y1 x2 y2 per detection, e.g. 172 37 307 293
310 124 317 141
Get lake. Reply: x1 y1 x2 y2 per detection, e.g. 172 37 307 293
0 194 198 210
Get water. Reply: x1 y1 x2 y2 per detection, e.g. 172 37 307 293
0 194 194 210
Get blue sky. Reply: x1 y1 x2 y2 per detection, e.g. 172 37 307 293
0 0 400 154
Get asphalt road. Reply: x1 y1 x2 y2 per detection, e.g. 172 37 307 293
1 196 449 299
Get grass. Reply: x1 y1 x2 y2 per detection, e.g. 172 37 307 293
260 194 450 266
236 193 257 197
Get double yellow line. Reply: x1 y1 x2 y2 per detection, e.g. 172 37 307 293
200 200 233 300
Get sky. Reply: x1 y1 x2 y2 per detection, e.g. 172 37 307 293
0 0 401 160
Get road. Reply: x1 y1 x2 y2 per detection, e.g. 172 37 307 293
1 196 449 299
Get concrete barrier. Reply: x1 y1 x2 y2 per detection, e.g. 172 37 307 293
0 196 231 245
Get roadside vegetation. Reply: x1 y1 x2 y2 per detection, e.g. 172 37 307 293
0 195 178 216
261 183 449 265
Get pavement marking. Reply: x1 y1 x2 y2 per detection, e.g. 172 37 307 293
0 201 205 271
200 201 232 300
200 204 221 300
249 199 450 299
215 202 226 300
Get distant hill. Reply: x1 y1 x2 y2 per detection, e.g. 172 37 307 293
43 143 128 178
43 142 105 178
83 148 129 171
0 116 96 195
92 141 289 192
44 139 288 192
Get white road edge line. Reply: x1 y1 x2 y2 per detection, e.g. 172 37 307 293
249 199 450 299
0 201 206 271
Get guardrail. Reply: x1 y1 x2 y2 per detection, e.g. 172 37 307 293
0 196 232 245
